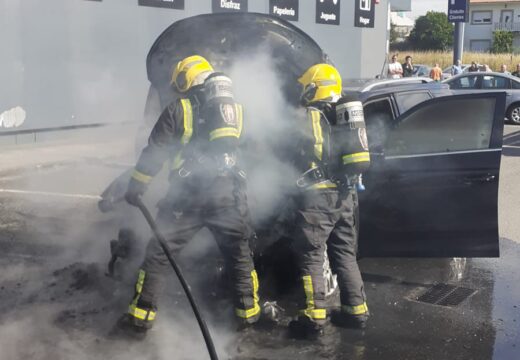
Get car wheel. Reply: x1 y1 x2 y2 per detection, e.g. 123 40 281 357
507 104 520 125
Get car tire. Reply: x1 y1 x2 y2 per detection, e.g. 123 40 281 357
507 104 520 125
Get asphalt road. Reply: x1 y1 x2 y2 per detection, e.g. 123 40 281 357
499 125 520 244
0 125 519 360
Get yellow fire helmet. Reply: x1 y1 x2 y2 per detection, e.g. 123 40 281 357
171 55 214 92
298 63 342 104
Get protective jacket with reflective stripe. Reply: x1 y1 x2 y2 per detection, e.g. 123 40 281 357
132 93 243 183
295 105 332 174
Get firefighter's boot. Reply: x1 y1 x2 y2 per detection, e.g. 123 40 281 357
288 316 324 340
330 303 369 329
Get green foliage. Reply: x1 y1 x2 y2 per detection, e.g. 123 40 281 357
492 30 513 53
390 23 399 45
408 11 454 51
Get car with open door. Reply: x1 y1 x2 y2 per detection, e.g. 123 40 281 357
359 92 504 257
443 72 520 124
102 12 504 263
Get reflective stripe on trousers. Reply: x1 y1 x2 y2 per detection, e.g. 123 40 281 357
128 269 157 322
299 275 327 320
235 270 261 319
341 302 369 315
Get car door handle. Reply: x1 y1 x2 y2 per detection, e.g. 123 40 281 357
463 175 496 183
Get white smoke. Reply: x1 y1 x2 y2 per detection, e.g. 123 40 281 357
229 51 301 228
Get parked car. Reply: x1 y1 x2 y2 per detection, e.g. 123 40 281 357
413 64 431 77
136 12 504 258
442 64 470 80
443 72 520 124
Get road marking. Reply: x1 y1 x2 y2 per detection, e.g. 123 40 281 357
503 145 520 149
0 188 101 200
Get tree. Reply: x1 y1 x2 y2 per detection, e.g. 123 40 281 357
408 11 454 51
492 30 513 53
390 23 399 45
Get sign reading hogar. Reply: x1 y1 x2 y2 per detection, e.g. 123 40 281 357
138 0 184 9
212 0 248 13
448 0 468 23
316 0 340 25
270 0 299 21
354 0 375 28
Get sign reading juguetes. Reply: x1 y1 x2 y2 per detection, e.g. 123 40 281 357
316 0 340 26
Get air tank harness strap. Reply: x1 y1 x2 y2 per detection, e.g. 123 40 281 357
296 166 336 190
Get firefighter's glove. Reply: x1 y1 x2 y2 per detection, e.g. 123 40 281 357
125 177 148 207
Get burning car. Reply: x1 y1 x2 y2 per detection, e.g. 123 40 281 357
100 13 504 288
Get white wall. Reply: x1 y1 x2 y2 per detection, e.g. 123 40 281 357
465 2 520 51
0 0 390 130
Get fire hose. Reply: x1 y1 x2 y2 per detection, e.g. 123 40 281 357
134 197 219 360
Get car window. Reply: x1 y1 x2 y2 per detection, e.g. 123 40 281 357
417 68 429 76
449 75 479 89
385 97 496 156
481 75 510 89
512 80 520 89
363 98 394 154
394 91 431 114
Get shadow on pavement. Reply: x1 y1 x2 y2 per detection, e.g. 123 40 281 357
502 130 520 157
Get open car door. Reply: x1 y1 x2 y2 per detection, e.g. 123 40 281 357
359 93 505 257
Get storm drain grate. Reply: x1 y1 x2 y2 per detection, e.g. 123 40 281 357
415 284 477 307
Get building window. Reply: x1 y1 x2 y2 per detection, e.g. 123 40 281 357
472 10 493 24
470 39 492 52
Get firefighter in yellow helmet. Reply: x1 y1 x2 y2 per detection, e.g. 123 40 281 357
116 55 260 336
288 63 370 339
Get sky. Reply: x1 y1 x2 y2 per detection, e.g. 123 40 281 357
410 0 448 19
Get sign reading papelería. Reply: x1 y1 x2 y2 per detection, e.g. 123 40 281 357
270 0 299 21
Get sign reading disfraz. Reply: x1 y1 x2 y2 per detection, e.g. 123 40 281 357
138 0 184 10
448 0 468 23
269 0 299 21
212 0 248 13
316 0 340 25
354 0 375 28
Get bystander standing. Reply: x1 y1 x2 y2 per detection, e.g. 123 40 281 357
429 63 442 82
451 59 463 76
402 55 414 77
512 64 520 77
468 61 479 72
500 64 511 75
388 54 403 79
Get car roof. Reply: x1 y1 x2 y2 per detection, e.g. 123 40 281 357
443 71 520 82
442 64 470 72
348 82 450 100
356 78 434 92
